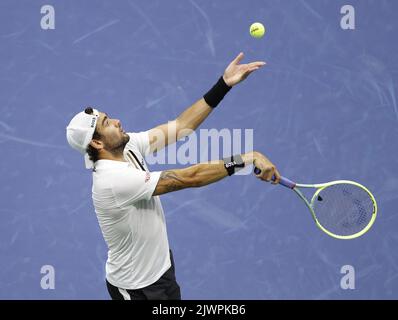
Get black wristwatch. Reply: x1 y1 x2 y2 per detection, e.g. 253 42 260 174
223 154 245 176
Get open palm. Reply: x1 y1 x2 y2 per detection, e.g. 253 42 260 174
223 52 266 87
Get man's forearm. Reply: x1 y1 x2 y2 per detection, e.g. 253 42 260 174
154 160 226 195
176 76 232 138
175 98 212 139
148 97 212 152
153 152 256 196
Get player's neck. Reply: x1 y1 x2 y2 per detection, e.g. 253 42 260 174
99 150 126 162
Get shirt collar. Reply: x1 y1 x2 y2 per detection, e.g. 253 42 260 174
94 159 131 170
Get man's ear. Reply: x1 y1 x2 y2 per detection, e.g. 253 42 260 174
89 139 103 150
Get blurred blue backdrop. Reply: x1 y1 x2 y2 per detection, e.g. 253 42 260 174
0 0 397 299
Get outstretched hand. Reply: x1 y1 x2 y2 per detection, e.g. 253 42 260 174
222 52 266 87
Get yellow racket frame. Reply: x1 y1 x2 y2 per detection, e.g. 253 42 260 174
293 180 377 240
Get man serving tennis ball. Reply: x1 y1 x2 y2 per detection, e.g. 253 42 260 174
66 52 280 300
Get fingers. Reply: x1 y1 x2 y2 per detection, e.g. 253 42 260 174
242 62 266 78
271 168 281 185
256 166 273 182
240 67 259 81
247 67 259 75
248 61 266 68
231 52 244 65
255 165 280 185
253 153 279 185
263 168 275 182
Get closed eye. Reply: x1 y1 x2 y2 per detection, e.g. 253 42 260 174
101 114 109 127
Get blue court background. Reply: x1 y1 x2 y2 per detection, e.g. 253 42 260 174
1 0 397 299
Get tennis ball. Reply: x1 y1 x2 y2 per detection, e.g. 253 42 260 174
250 22 265 38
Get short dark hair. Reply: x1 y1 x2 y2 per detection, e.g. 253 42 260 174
84 107 101 164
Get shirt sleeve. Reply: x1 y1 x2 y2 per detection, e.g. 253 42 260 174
126 131 151 157
111 167 161 207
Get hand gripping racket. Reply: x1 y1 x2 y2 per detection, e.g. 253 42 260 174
254 167 377 239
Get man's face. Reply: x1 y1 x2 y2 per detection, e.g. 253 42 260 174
95 112 130 152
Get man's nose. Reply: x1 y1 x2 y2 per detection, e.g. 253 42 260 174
114 119 121 127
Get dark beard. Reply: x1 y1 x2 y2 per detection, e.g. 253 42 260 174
107 134 130 156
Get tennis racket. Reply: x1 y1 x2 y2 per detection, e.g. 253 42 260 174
254 167 377 239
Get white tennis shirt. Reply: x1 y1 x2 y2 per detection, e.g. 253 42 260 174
91 131 171 290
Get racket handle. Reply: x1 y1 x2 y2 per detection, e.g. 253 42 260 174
253 167 296 189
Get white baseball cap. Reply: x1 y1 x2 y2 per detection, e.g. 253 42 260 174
66 108 100 169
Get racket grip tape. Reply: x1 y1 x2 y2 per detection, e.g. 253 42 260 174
253 167 296 189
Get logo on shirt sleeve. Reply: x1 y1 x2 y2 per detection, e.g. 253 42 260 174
145 172 151 183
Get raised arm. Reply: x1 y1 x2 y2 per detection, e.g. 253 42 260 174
153 151 280 196
147 52 266 153
147 98 212 153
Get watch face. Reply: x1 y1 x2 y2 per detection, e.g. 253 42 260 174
225 161 236 168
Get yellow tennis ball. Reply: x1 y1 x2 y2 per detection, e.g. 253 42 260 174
250 22 265 38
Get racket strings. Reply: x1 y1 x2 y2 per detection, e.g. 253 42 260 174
311 183 375 236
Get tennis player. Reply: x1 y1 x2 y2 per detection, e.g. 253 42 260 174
66 53 280 300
